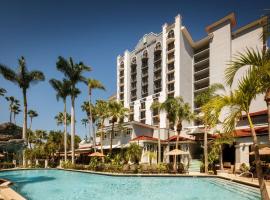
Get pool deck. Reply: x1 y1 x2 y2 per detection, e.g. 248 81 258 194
0 167 268 200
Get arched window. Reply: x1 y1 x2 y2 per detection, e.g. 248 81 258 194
168 30 174 39
155 42 162 51
142 50 148 58
120 61 124 69
131 57 136 64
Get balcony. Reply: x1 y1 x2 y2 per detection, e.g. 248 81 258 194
154 75 162 81
154 56 162 63
194 58 209 67
194 77 209 85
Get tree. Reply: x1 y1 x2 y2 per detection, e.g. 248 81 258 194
86 79 105 148
49 78 71 162
126 143 142 164
194 83 225 173
56 56 91 164
95 100 109 156
12 104 21 125
208 72 269 199
0 57 45 166
150 100 162 163
28 110 38 130
225 48 270 139
5 96 20 123
0 88 7 112
55 112 71 126
108 100 129 154
81 118 89 139
160 96 193 171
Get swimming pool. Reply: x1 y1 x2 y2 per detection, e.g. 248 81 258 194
0 169 261 200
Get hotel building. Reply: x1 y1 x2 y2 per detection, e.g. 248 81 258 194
80 13 268 170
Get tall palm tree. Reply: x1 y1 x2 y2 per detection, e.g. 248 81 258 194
56 56 91 164
225 48 270 138
194 83 225 173
28 110 38 130
108 100 129 154
49 78 71 162
12 104 21 125
0 56 45 166
55 112 71 126
160 97 193 171
95 100 109 156
0 88 6 97
86 78 105 148
150 100 162 163
81 118 89 138
209 72 269 199
5 96 20 123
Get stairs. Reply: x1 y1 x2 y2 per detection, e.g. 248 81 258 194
189 159 201 173
205 178 260 199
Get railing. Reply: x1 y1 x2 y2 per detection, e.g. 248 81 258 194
238 171 254 182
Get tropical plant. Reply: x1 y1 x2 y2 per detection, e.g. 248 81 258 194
125 143 142 164
95 100 109 156
5 96 20 123
0 57 45 166
12 104 21 125
0 88 7 112
28 110 38 130
55 112 71 126
160 96 193 171
81 118 89 138
194 83 225 173
146 151 157 165
49 78 71 162
108 100 129 154
0 88 6 97
56 56 91 164
85 78 105 147
150 100 162 163
225 48 270 137
208 72 269 199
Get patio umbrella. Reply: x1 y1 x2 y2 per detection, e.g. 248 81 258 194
88 152 105 157
250 147 270 155
165 149 189 156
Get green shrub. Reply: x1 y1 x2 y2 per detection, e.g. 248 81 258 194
157 163 167 173
240 163 250 172
61 160 75 169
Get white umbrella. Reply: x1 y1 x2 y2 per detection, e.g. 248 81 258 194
165 149 189 156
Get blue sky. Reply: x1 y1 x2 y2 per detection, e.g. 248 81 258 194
0 0 269 138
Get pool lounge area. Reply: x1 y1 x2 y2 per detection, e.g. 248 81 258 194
0 169 262 200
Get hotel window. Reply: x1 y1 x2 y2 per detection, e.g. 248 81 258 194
168 30 174 39
167 73 175 82
168 52 174 61
120 86 124 92
141 102 145 109
168 83 174 92
120 78 124 84
126 128 132 136
168 62 174 71
140 111 146 119
167 42 175 51
132 57 136 64
142 50 148 58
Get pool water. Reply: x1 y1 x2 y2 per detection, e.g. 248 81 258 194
0 169 261 200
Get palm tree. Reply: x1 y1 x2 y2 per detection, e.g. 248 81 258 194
150 100 162 163
95 100 109 156
0 88 6 97
208 73 269 199
81 118 89 138
56 56 91 164
49 78 71 162
86 79 105 147
160 97 193 170
125 143 142 164
28 110 38 130
5 96 20 123
0 57 45 166
108 100 129 154
194 83 225 173
225 48 270 138
55 112 71 126
12 104 21 125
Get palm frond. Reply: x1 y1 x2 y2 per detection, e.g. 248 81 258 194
0 64 18 84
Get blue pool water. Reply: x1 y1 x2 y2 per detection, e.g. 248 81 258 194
0 169 261 200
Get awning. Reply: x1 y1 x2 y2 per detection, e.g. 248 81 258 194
88 152 105 157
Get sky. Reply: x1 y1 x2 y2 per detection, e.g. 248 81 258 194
0 0 270 138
